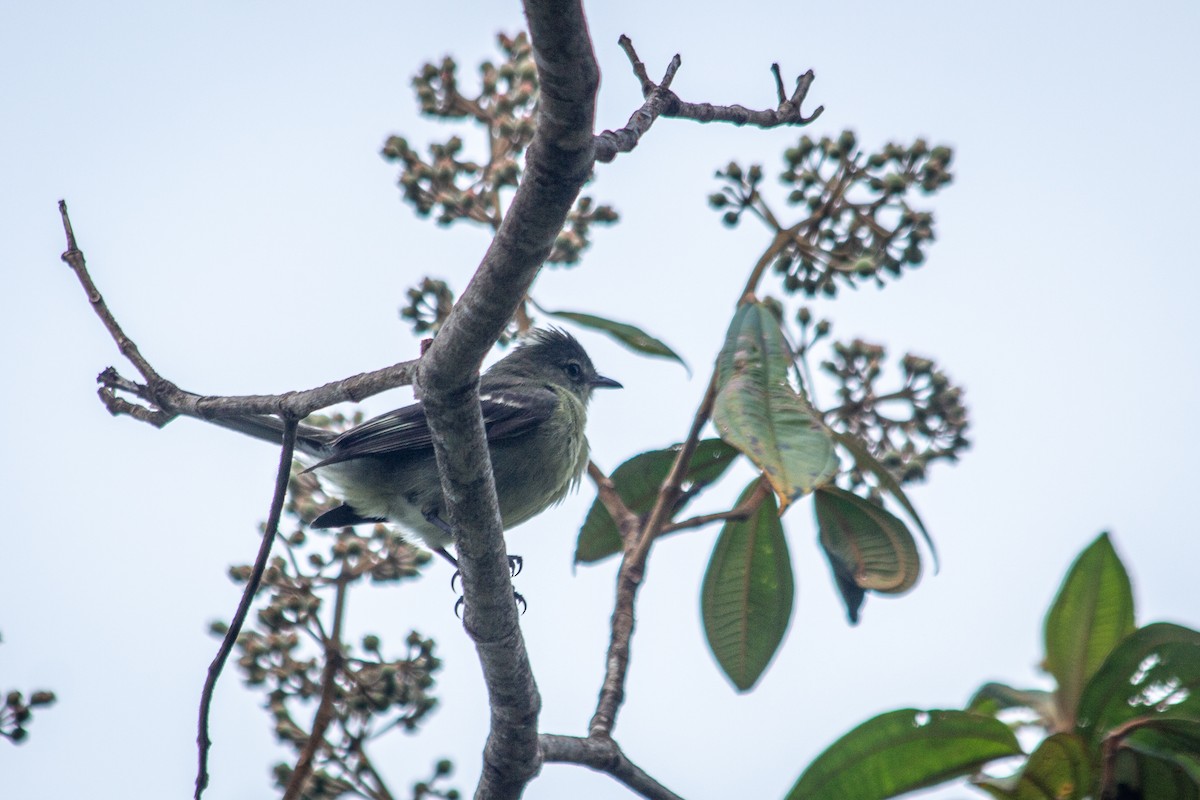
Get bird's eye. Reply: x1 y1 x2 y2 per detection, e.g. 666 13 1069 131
564 362 583 381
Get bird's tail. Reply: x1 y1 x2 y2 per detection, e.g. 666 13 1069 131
209 415 335 459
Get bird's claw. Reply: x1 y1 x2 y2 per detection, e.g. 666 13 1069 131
454 590 526 617
449 555 523 616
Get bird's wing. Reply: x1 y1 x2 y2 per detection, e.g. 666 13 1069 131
309 386 558 469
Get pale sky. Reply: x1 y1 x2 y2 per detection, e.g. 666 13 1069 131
3 2 1198 799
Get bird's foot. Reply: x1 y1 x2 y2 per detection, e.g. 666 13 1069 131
455 590 525 618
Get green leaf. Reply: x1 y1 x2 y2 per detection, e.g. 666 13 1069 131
712 302 838 512
826 562 867 625
974 733 1092 800
1114 748 1200 800
814 486 921 623
1043 532 1136 724
574 439 739 564
831 430 937 570
1077 622 1200 743
701 480 793 692
786 709 1022 800
1123 719 1200 785
536 307 690 373
966 682 1056 722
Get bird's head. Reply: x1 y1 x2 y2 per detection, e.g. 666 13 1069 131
488 328 622 403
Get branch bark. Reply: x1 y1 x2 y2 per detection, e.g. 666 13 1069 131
540 734 685 800
196 418 298 800
594 36 824 163
59 202 419 428
282 575 349 800
412 1 600 797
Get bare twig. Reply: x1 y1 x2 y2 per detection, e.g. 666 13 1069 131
594 36 823 163
60 200 164 388
590 225 787 737
58 202 420 429
589 373 719 738
594 39 681 163
196 418 298 800
587 461 639 540
283 574 349 800
660 479 767 534
540 734 685 800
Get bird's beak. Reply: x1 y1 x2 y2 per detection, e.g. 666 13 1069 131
590 374 623 390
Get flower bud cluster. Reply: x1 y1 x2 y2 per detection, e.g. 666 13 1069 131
820 337 970 491
709 130 954 298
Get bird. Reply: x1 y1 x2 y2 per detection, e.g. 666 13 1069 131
217 328 621 567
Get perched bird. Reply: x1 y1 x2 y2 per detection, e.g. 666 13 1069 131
219 328 620 565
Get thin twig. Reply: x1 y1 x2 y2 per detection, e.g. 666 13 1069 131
770 63 787 105
588 373 718 737
196 418 299 799
616 35 654 95
594 39 680 163
660 481 767 534
283 574 349 800
59 201 164 388
595 37 822 163
590 224 786 736
587 461 639 539
353 744 399 800
57 201 420 430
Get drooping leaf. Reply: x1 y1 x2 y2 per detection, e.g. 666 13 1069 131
814 486 921 624
701 480 793 692
832 430 937 569
827 563 867 625
786 709 1022 800
974 733 1092 800
575 439 739 564
967 682 1057 724
537 307 689 373
1077 622 1200 744
1043 533 1136 724
712 302 838 512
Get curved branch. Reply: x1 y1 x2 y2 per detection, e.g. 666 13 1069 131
196 418 298 800
413 2 601 798
540 734 685 800
58 202 420 429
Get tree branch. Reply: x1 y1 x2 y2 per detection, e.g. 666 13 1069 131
59 200 163 389
589 373 719 738
594 40 680 163
659 480 766 534
587 461 639 540
196 418 298 800
412 2 600 798
58 202 420 429
590 229 789 737
283 574 349 800
594 36 823 163
540 734 685 800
